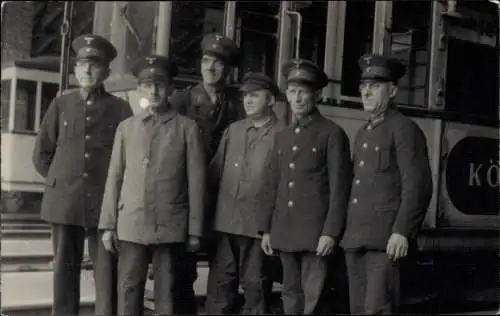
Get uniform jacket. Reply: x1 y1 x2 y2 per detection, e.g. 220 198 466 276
340 108 433 251
32 87 133 227
259 108 353 252
210 116 285 238
98 107 206 245
169 83 245 162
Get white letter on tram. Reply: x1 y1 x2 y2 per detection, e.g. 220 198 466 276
468 163 482 187
486 163 500 188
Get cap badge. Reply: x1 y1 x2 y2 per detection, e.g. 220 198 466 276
150 68 156 73
215 34 224 41
146 57 156 65
84 36 94 45
85 47 92 53
363 55 373 66
212 43 220 49
293 60 302 69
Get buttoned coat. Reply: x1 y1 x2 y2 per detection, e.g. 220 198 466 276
259 108 353 252
32 88 133 228
98 109 206 245
210 116 285 238
340 108 433 251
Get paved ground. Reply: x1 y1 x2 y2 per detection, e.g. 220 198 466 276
1 239 88 258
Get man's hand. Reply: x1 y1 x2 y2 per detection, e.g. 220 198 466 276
187 236 200 252
386 233 408 261
102 230 118 253
261 233 274 256
316 235 335 256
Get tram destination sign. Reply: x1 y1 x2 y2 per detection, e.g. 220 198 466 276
446 136 500 216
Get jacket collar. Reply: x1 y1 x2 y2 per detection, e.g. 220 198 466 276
293 106 322 128
79 85 106 101
140 103 177 124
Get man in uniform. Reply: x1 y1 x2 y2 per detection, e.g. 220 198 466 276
32 34 133 315
168 32 243 314
259 59 353 315
340 54 433 314
205 72 284 314
99 55 206 315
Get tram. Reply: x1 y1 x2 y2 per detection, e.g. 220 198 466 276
1 0 498 312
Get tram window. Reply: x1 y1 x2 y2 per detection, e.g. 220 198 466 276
14 80 36 132
170 2 225 78
235 2 280 80
341 1 375 98
40 82 59 122
391 1 431 108
446 38 499 120
1 80 11 131
297 1 326 69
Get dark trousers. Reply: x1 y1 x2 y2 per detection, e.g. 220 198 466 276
117 240 185 316
280 251 327 315
345 251 400 315
205 233 268 315
51 224 117 316
172 251 198 314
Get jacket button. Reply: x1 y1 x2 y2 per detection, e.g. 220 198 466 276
85 135 91 140
289 162 295 169
86 100 92 106
355 179 360 185
288 181 294 188
84 153 90 159
375 146 380 152
288 200 294 208
352 198 358 204
294 127 300 134
292 145 298 151
82 172 88 178
359 161 364 167
363 143 368 149
234 162 239 167
86 116 91 121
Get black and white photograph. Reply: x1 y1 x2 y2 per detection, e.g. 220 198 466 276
0 1 499 315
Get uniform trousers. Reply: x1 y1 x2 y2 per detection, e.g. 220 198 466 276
51 224 117 316
205 232 268 315
279 251 327 315
117 240 185 316
344 250 400 315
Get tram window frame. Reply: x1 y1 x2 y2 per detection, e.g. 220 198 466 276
1 79 11 132
12 79 37 133
40 82 60 123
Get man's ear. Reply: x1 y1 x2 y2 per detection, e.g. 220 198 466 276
314 89 323 103
268 93 276 107
389 82 398 99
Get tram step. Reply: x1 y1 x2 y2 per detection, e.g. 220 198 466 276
0 213 44 224
1 223 50 230
1 229 51 239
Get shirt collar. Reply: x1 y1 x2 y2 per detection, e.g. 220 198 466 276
80 85 105 101
140 103 177 124
366 107 398 131
245 114 276 130
293 106 321 128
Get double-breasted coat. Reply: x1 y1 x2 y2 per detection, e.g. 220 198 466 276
340 108 433 251
259 108 353 252
32 87 133 228
98 108 206 244
210 116 285 238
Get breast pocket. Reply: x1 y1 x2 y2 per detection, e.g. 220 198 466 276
375 145 391 171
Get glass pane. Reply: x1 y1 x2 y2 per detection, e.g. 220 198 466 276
236 2 280 80
446 38 499 119
41 82 60 122
1 80 11 132
341 1 375 98
297 1 327 70
170 2 225 77
391 2 431 108
14 79 37 132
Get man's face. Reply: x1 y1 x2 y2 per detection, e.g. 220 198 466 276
74 59 109 89
243 89 273 118
359 79 397 115
136 80 171 110
286 83 316 118
201 54 228 85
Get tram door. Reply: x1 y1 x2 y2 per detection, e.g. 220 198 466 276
440 29 500 231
